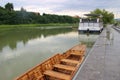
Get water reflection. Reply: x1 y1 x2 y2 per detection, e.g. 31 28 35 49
78 33 99 55
0 27 99 80
106 27 114 45
0 28 72 51
78 33 99 47
0 28 79 80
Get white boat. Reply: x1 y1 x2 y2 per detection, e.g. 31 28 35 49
78 14 103 32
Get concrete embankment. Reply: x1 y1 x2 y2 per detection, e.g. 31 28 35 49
112 26 120 33
74 25 120 80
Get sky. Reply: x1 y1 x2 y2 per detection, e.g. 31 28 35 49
0 0 120 18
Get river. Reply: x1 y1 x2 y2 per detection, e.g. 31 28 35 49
0 27 99 80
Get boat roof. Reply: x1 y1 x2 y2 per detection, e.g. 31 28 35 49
84 14 101 17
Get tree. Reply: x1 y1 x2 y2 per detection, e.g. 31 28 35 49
90 9 114 24
21 7 26 12
5 3 14 11
0 3 79 24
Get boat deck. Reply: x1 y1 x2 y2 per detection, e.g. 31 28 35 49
15 44 86 80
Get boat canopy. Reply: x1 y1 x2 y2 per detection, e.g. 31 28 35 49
84 14 102 17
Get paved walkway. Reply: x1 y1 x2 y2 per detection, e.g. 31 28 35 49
74 26 120 80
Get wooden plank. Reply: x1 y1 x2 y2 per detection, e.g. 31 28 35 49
15 45 86 80
70 53 83 56
36 75 44 80
71 45 86 51
61 59 79 65
54 64 75 71
44 70 71 80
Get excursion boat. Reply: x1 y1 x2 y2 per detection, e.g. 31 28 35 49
15 44 86 80
78 14 103 33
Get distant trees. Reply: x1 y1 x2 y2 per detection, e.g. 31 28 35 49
5 3 14 11
42 13 79 24
90 9 114 24
0 3 79 25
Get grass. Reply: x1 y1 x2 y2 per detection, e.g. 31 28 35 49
0 23 79 33
0 23 73 28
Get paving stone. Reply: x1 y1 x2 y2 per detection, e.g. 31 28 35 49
74 26 120 80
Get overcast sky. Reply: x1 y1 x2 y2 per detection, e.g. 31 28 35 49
0 0 120 18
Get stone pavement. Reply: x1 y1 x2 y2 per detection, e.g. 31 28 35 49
74 26 120 80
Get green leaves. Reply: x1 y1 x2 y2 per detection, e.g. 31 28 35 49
90 9 114 24
5 3 14 11
0 3 79 25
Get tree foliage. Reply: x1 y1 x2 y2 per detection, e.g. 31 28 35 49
5 3 14 11
0 3 79 25
90 9 114 24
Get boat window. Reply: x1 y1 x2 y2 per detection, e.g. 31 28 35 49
80 19 98 23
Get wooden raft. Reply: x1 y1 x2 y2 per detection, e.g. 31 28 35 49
15 44 86 80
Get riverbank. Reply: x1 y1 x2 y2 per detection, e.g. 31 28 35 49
0 23 79 32
0 23 79 28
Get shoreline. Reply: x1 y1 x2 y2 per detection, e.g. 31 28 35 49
0 23 75 28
